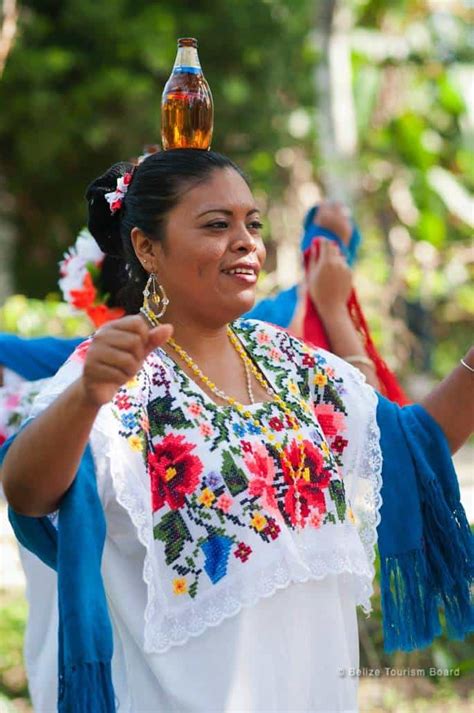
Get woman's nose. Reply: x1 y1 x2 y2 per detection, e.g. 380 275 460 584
232 224 258 252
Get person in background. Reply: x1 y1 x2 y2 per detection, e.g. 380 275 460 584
247 202 407 403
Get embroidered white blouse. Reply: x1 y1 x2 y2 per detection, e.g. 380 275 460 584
29 319 383 712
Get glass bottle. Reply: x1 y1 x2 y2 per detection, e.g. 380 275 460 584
161 38 214 150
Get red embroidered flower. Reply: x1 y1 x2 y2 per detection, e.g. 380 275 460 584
256 331 271 345
313 403 346 439
216 493 233 513
269 417 284 432
148 434 203 511
70 272 97 310
262 518 281 540
114 393 131 410
188 402 203 418
244 443 280 518
241 440 253 453
302 354 316 368
332 435 348 454
282 439 330 527
86 304 125 328
308 509 324 529
199 423 213 438
234 542 252 562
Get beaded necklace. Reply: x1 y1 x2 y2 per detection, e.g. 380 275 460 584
166 326 310 527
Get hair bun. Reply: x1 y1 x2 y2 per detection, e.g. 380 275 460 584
85 161 134 256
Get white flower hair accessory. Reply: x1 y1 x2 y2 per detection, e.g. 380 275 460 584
104 171 134 215
58 228 125 327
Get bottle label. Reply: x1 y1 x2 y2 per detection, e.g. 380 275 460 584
175 46 200 70
174 66 201 75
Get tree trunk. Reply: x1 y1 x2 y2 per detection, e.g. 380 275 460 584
314 0 358 205
0 0 18 78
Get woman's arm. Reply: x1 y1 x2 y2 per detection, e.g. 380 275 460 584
1 317 172 516
421 346 474 454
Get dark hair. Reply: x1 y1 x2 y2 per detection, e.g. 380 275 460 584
86 149 248 313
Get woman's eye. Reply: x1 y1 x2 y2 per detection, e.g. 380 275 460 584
248 221 263 230
207 221 228 229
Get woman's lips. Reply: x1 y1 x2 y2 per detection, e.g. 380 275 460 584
222 271 258 285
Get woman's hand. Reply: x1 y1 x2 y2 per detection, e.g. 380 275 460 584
79 315 173 408
315 202 352 246
307 239 353 317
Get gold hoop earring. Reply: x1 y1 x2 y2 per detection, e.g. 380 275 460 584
140 273 169 326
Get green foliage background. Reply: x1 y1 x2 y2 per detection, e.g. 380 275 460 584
0 0 472 378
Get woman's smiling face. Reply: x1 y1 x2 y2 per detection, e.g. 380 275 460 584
134 167 266 328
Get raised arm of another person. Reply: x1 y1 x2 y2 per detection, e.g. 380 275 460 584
1 316 172 516
306 239 380 389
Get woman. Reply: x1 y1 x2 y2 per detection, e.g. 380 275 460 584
1 149 473 713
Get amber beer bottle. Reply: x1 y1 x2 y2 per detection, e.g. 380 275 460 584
161 38 213 150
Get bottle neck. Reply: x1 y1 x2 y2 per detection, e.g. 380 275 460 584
173 46 201 74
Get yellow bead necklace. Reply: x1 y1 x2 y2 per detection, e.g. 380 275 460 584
166 326 309 518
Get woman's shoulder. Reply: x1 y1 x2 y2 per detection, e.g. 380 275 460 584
233 317 368 386
234 317 328 363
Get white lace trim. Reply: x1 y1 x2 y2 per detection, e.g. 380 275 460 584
343 366 383 573
146 555 373 653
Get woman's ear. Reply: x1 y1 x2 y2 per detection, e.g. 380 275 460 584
130 227 166 274
130 227 153 265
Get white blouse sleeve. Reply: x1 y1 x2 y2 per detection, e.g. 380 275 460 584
26 339 115 507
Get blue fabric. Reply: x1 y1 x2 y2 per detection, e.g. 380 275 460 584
1 437 115 713
246 205 362 326
299 206 361 265
0 334 82 381
2 398 472 710
377 398 473 652
246 286 298 329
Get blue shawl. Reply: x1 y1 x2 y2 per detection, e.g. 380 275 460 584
0 334 82 381
1 397 472 712
246 206 362 327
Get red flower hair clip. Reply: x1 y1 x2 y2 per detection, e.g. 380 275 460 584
104 171 134 215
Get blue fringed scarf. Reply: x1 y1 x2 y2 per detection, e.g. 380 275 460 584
376 399 473 652
2 398 473 711
3 444 115 713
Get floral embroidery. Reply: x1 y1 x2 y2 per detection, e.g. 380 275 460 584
234 542 252 562
245 443 280 519
148 434 203 511
314 403 346 439
216 493 233 512
198 488 216 507
111 319 354 601
313 372 328 388
250 512 268 532
173 577 188 595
